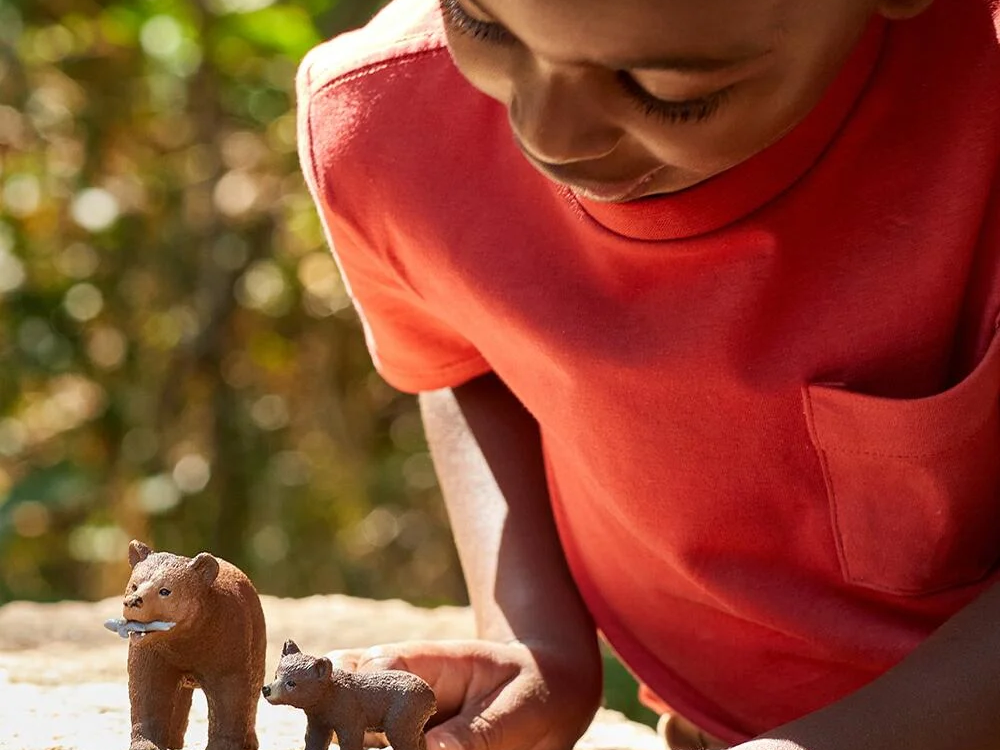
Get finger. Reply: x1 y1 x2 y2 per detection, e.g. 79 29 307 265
425 679 551 750
426 718 482 750
427 711 507 750
356 641 500 716
425 652 565 750
324 643 445 672
355 640 491 672
354 644 411 672
323 649 365 671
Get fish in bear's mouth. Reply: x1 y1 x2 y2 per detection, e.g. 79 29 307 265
104 617 176 640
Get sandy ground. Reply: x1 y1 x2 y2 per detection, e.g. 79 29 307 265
0 595 661 750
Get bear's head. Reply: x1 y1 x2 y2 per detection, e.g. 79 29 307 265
120 539 219 641
262 639 333 710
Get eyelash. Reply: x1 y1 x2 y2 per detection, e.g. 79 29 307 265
616 72 731 124
439 0 513 45
439 0 729 125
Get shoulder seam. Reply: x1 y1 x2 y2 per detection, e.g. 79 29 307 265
307 36 449 97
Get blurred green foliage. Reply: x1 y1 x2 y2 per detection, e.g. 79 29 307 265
0 0 466 606
0 0 653 725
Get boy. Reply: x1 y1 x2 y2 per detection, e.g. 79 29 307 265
296 1 1000 749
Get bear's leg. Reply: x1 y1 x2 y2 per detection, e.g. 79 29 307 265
388 728 429 750
386 697 436 750
165 682 194 749
303 720 334 750
332 725 365 750
240 684 260 750
128 648 184 750
384 713 427 750
202 674 259 750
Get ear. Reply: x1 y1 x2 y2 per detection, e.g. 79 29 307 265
315 657 332 680
128 540 152 568
282 639 301 656
188 552 219 584
875 0 934 20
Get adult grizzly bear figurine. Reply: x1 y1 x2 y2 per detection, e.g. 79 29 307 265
106 540 266 750
263 640 436 750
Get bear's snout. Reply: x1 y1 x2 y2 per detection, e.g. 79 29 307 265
262 682 283 703
123 593 143 609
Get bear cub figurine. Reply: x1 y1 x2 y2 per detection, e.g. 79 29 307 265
263 640 436 750
108 540 266 750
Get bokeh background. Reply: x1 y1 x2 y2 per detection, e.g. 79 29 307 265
0 0 654 725
0 0 453 604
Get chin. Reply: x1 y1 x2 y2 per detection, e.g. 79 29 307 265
633 165 724 198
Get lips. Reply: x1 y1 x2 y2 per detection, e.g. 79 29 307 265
524 153 663 202
561 172 661 202
104 617 176 640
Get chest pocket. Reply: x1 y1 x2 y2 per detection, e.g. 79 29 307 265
803 325 1000 596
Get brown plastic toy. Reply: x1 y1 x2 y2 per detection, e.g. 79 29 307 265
263 640 436 750
104 540 266 750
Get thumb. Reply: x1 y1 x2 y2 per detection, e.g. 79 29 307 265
356 644 410 672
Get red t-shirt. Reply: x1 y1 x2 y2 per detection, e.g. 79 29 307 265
297 0 1000 742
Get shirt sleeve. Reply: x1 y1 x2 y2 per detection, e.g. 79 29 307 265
296 48 491 395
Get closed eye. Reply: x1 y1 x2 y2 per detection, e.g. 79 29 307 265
440 0 513 45
616 72 732 124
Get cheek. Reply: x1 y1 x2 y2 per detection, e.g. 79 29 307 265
630 115 764 176
159 593 196 620
443 33 513 103
630 74 810 178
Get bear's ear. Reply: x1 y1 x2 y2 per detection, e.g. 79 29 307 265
315 657 331 681
282 640 301 656
128 540 153 568
188 552 219 584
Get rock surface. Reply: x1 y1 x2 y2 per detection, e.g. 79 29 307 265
0 595 662 750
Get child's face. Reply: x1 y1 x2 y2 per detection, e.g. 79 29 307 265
441 0 917 201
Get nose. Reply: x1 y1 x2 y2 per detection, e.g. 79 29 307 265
123 593 143 609
262 685 271 697
509 60 621 166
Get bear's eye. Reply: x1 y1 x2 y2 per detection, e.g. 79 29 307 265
131 584 138 592
159 588 171 596
285 680 296 688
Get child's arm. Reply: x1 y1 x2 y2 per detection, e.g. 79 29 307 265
418 372 1000 750
330 372 603 750
741 580 1000 750
420 372 603 750
418 372 596 650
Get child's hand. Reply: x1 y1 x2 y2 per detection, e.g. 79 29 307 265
326 638 602 750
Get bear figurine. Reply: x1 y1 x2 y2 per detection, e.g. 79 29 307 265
263 640 436 750
106 540 266 750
